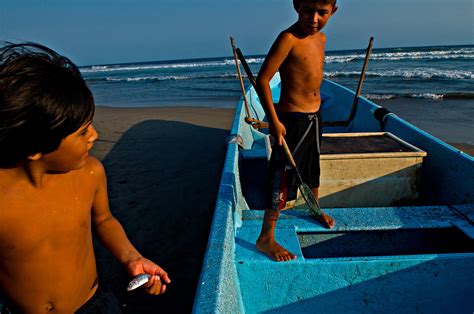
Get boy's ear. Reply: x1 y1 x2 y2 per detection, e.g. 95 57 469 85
28 152 43 161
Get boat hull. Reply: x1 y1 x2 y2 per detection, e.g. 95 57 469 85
193 77 474 313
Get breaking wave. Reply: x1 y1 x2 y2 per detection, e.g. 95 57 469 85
365 92 474 100
81 60 236 73
325 47 474 63
325 68 473 80
87 73 242 83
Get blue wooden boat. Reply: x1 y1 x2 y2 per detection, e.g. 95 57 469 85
193 74 474 313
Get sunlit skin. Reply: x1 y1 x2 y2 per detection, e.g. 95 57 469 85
0 122 170 313
256 0 336 262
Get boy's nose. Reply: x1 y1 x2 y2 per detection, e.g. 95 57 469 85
88 125 99 142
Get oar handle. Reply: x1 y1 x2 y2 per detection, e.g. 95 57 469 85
236 48 257 89
354 36 374 99
281 138 297 168
282 137 324 219
348 37 374 122
230 35 252 119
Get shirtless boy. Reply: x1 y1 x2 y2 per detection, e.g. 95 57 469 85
255 0 337 262
0 43 170 313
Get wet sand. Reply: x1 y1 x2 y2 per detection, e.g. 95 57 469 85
89 102 472 313
90 106 234 313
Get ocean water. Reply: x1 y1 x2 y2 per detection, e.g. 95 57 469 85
80 45 474 108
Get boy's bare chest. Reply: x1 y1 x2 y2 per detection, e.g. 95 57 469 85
0 183 95 259
283 40 324 78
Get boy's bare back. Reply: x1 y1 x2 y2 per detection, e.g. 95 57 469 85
0 158 103 312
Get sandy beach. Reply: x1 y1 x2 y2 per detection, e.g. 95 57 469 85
90 103 472 313
90 106 234 313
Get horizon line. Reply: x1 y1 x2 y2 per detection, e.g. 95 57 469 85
79 43 474 68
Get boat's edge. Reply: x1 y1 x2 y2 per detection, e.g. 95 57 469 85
192 97 247 314
193 78 474 313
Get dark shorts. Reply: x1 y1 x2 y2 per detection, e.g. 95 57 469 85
1 286 123 314
75 285 123 314
266 111 322 211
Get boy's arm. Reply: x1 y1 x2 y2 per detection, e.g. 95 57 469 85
89 158 170 295
256 31 293 145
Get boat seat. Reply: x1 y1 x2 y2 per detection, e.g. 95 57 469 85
240 134 271 160
236 224 304 261
240 148 268 160
236 205 474 263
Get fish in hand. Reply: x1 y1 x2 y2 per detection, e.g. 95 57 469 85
127 273 152 291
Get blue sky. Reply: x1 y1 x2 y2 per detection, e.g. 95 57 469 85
2 0 473 66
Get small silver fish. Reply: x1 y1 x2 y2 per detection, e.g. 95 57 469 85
127 274 151 291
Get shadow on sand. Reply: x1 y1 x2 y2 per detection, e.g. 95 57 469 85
93 119 229 313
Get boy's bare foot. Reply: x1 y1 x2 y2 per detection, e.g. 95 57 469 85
256 235 296 262
314 212 335 228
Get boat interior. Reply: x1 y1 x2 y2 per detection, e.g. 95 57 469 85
193 78 474 313
237 79 473 230
234 79 474 311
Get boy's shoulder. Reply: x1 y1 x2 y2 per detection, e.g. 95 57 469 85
0 156 105 189
83 155 105 172
271 28 300 53
278 26 299 42
277 24 327 46
80 156 106 181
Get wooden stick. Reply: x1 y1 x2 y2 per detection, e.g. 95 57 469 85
230 35 252 121
322 37 374 127
236 48 257 89
281 138 297 169
281 138 323 217
347 36 374 122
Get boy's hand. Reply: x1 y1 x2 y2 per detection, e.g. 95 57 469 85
126 256 171 295
271 120 286 146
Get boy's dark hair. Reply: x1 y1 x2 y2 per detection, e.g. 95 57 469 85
0 42 95 167
293 0 337 11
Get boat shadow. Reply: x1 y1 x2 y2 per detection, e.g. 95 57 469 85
92 119 229 313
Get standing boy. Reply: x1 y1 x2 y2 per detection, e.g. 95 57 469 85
256 0 337 262
0 43 170 313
